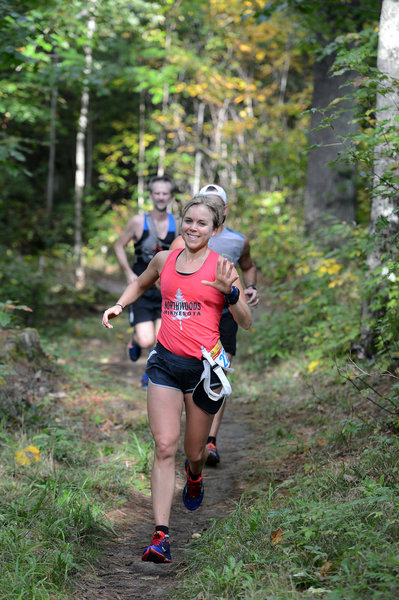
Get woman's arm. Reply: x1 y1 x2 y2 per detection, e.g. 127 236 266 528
102 251 168 328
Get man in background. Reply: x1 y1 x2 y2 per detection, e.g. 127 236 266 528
114 175 179 388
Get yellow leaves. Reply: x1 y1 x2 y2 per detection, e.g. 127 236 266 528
184 83 209 97
174 82 186 93
270 527 284 546
317 259 341 277
308 360 319 373
239 43 252 53
297 257 348 292
234 94 245 104
328 278 344 289
14 445 40 466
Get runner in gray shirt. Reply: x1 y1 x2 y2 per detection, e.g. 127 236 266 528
170 184 259 464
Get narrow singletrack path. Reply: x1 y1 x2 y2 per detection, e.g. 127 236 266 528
75 355 254 600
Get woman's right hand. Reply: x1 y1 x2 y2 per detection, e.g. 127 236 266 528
102 305 123 329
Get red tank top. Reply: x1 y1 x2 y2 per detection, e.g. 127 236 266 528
157 249 225 359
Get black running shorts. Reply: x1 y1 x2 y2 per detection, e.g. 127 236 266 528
146 343 221 394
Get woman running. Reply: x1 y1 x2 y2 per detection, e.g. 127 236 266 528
102 195 252 562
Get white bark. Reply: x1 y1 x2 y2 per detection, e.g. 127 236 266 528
193 101 205 194
137 89 145 211
157 28 172 177
359 0 399 354
74 0 96 289
368 0 399 272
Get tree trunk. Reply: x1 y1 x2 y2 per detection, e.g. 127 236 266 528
358 0 399 354
209 99 229 181
85 116 93 189
368 0 399 267
74 0 96 289
193 101 205 194
304 50 358 236
137 89 146 211
157 83 169 178
157 27 173 177
46 74 58 219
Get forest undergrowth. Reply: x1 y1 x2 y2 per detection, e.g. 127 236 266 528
172 343 399 600
1 213 399 599
0 301 398 599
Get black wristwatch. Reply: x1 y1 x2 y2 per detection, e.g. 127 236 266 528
247 284 257 290
222 286 240 305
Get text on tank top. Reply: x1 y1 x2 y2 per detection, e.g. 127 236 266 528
157 249 225 359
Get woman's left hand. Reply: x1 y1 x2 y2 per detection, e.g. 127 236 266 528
201 256 238 294
102 304 123 328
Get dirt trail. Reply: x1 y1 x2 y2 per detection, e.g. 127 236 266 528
74 354 254 600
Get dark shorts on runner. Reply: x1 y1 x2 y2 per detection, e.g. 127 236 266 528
128 286 162 326
146 343 221 394
219 311 238 356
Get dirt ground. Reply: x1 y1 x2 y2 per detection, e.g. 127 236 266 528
74 351 255 600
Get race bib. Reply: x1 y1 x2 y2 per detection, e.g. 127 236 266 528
208 339 232 371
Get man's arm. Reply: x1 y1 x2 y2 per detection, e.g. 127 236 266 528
238 237 259 307
114 215 143 284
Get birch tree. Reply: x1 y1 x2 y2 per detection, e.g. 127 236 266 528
74 0 96 289
359 0 399 353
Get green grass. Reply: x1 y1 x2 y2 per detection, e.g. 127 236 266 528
175 443 399 599
172 349 399 600
0 315 153 599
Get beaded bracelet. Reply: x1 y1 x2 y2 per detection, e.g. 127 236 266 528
115 303 124 310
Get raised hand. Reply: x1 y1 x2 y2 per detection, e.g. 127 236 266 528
201 256 238 294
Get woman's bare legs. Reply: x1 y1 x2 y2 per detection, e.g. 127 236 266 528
183 392 214 474
147 382 184 526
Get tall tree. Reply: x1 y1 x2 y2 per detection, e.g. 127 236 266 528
304 50 358 232
300 0 382 235
45 57 58 218
74 0 96 288
359 0 399 354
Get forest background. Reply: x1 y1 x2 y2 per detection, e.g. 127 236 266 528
1 0 399 599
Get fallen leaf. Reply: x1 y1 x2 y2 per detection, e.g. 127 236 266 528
319 561 333 576
270 527 284 545
14 444 40 465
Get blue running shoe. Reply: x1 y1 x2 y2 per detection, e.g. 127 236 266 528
205 441 220 466
142 530 172 563
128 340 141 362
183 460 204 511
140 372 148 389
